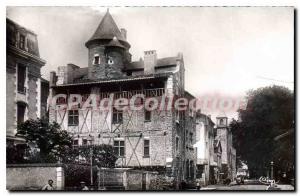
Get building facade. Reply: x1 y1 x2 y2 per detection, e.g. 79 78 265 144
194 112 220 185
48 10 195 183
215 113 237 181
183 92 197 181
6 18 47 145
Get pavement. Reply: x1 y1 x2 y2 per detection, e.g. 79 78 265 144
198 180 295 191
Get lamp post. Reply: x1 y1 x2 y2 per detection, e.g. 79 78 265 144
270 161 274 180
88 135 94 188
90 146 93 187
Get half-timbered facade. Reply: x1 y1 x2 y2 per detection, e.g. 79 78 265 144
49 10 195 181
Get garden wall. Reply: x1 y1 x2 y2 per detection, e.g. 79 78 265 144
6 163 64 190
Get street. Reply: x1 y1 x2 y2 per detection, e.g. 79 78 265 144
200 180 295 191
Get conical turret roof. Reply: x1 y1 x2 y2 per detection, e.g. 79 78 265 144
85 9 130 48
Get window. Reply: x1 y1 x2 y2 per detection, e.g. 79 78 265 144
94 55 100 64
68 110 79 126
17 103 26 124
175 110 180 123
114 140 125 157
144 110 151 122
19 34 25 49
144 139 150 157
17 64 26 94
220 118 224 125
112 109 123 124
189 108 194 118
219 118 226 126
82 139 87 146
73 139 79 147
107 57 114 65
87 139 93 145
189 132 193 144
175 137 179 152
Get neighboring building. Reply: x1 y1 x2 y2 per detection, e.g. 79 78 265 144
215 113 237 181
6 18 47 145
184 92 197 181
49 10 192 183
40 78 50 118
194 112 217 185
213 138 222 183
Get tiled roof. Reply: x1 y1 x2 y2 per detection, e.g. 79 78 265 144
85 10 129 48
126 56 178 70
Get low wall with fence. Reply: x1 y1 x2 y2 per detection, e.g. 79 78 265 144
97 168 158 190
7 163 64 190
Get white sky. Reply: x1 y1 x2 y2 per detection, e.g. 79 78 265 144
6 7 294 119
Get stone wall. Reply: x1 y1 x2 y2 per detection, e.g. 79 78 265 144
7 164 64 190
97 168 158 190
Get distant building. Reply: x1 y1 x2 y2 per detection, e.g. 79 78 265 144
213 138 222 183
194 112 218 185
215 113 236 181
48 10 195 183
6 18 47 145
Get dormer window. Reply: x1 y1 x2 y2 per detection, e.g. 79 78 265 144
93 54 100 65
19 34 25 50
108 58 114 65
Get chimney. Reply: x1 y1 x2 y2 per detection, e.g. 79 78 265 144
50 71 57 87
144 50 157 75
120 28 127 40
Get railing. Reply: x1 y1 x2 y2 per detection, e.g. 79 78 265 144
56 88 165 105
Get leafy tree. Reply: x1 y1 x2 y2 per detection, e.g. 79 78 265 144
231 85 294 178
62 144 117 168
16 118 72 162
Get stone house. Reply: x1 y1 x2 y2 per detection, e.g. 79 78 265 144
6 18 48 145
48 10 196 183
183 92 197 181
194 112 217 185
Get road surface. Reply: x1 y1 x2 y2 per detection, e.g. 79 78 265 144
200 180 294 191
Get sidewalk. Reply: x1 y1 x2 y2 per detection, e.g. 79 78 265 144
276 184 294 190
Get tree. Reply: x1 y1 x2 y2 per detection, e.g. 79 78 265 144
16 118 72 163
62 144 117 168
62 144 117 189
231 85 294 178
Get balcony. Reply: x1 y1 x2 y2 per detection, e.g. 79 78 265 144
56 88 165 105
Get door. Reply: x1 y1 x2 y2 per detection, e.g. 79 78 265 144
142 173 147 190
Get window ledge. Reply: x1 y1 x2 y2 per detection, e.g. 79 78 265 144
143 156 150 158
